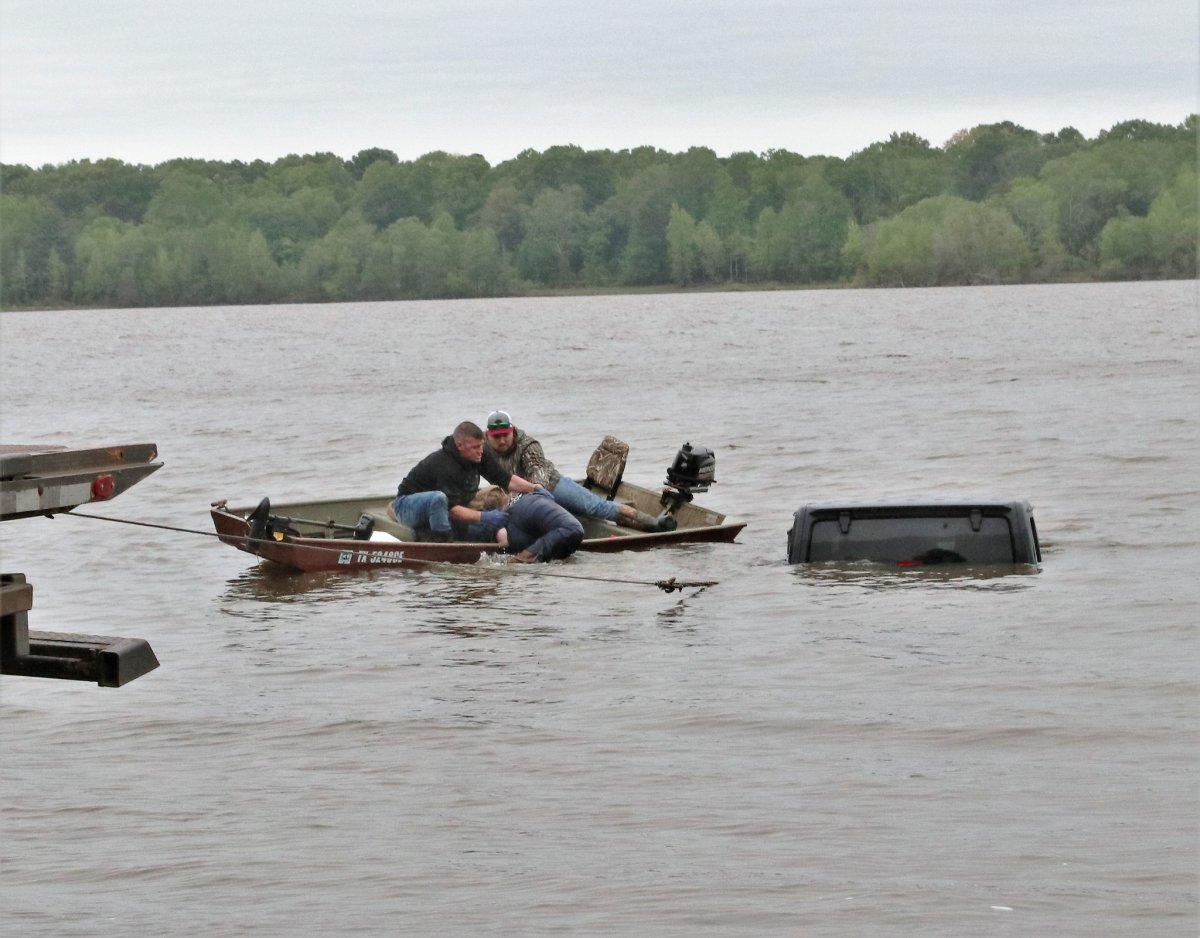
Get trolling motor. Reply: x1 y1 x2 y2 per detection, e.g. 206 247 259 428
661 442 717 513
246 497 273 549
243 497 374 552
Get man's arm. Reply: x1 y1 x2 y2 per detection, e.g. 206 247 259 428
517 440 553 487
506 474 538 494
481 450 534 493
449 504 485 524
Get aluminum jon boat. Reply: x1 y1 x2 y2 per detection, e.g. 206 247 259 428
209 441 745 573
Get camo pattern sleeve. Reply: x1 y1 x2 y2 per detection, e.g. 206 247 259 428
518 435 560 488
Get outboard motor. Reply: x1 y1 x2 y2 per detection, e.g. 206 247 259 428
662 442 717 512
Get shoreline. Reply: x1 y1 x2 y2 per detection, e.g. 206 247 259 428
1 272 1158 314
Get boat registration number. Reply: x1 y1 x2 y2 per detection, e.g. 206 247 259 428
338 550 406 565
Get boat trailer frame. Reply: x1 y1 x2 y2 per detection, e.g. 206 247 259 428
1 444 162 687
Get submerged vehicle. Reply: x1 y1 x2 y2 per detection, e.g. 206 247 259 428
787 500 1041 567
210 441 744 573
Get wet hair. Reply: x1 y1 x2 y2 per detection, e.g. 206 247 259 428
453 420 485 442
468 486 511 511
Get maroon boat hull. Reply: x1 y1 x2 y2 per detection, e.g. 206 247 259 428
210 507 502 573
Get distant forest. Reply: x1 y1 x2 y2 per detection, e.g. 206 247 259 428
1 117 1195 309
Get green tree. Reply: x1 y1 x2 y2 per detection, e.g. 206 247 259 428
666 204 725 286
834 132 951 224
2 249 29 305
144 170 229 228
1099 168 1199 278
932 198 1031 284
296 214 378 301
750 206 781 280
144 242 186 306
427 212 463 297
234 186 344 263
357 161 421 228
607 165 672 284
17 158 159 223
945 122 1049 200
477 179 525 257
499 145 617 209
705 170 751 280
456 227 512 297
45 247 69 303
0 194 72 303
840 220 867 278
1039 149 1129 260
366 214 467 299
1097 118 1191 144
1159 168 1199 276
74 216 152 305
516 185 590 284
668 146 723 219
201 225 282 304
347 147 399 180
859 195 1030 286
577 211 621 286
706 169 750 237
426 152 492 227
1039 134 1192 260
776 180 852 281
744 149 811 219
1002 178 1070 275
265 152 354 201
666 203 696 285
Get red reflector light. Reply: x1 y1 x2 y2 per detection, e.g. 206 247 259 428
896 560 922 567
91 474 116 500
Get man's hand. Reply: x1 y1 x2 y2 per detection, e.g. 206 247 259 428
508 474 538 494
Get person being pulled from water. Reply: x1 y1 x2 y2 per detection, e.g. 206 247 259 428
470 486 584 563
393 421 539 542
482 410 675 532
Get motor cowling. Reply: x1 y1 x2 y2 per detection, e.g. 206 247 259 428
666 442 716 491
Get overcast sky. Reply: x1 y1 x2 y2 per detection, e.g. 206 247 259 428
1 0 1196 168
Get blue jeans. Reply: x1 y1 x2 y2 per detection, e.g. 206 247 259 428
392 491 451 533
392 491 499 542
551 475 621 521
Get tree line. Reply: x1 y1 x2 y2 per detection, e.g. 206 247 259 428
1 116 1195 309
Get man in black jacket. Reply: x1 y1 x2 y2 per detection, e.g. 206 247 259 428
393 421 539 541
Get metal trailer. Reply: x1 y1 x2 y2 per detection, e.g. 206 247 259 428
1 444 163 686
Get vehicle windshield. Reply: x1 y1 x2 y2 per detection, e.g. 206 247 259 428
808 515 1016 564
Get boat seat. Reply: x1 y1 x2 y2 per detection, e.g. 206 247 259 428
360 502 417 541
585 435 629 500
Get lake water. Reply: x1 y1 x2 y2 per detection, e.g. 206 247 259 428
1 281 1196 937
